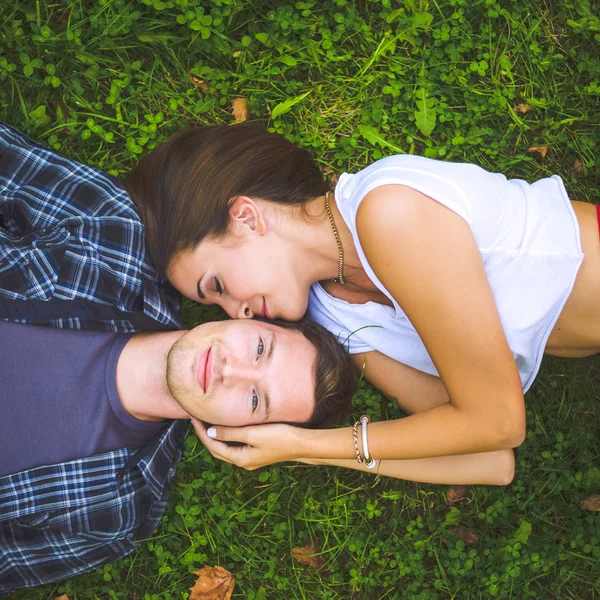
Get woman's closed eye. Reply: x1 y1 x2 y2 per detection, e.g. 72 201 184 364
214 276 223 296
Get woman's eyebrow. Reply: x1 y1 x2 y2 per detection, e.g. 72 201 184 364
196 276 205 299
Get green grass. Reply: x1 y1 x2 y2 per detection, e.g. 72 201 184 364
2 0 599 598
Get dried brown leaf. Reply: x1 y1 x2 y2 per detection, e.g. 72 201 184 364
451 526 480 546
572 159 584 174
446 485 469 506
189 75 211 92
292 540 325 569
580 495 600 512
527 146 549 159
189 566 235 600
515 103 533 114
232 97 249 123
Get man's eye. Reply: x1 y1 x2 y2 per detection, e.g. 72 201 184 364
214 277 223 296
257 338 264 358
252 391 259 412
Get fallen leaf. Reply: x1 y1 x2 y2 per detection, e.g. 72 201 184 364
572 159 584 174
292 540 325 569
451 526 480 546
527 145 548 159
515 103 533 114
189 566 235 600
580 495 600 511
189 75 211 92
446 485 469 506
232 97 249 123
53 595 70 600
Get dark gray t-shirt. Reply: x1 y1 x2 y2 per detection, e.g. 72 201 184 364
0 321 168 477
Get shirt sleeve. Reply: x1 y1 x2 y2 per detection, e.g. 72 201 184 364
0 520 137 594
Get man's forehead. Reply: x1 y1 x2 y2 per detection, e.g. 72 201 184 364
270 327 316 422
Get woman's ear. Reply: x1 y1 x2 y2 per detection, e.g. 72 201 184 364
228 196 268 236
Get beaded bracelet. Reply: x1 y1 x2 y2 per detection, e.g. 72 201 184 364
352 419 364 464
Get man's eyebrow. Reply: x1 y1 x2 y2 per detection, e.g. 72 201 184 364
268 332 275 361
196 276 205 300
263 333 275 421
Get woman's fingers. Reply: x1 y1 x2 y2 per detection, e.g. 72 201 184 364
206 425 250 444
190 421 299 470
189 416 207 438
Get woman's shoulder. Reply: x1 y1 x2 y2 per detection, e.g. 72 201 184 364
347 154 494 187
337 155 488 227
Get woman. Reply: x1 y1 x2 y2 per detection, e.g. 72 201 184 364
126 123 600 484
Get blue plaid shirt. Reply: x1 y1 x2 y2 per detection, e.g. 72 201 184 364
0 420 187 595
0 122 182 332
0 123 188 593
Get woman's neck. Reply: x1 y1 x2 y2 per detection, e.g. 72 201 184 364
281 193 368 288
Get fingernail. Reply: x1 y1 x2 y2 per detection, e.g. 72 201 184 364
207 427 217 438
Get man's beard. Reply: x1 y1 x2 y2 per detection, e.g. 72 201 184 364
165 338 193 405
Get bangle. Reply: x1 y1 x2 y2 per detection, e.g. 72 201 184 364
360 415 377 469
352 420 363 464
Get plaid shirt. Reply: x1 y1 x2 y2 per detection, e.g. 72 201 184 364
0 420 187 595
0 123 188 593
0 122 182 332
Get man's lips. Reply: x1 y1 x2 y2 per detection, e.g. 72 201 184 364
197 345 213 393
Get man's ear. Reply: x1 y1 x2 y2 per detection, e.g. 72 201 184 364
228 196 268 236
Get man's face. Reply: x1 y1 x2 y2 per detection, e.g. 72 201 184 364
166 319 317 426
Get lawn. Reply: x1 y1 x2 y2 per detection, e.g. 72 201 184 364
2 0 599 598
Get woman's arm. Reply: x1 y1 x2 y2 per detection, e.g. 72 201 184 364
302 450 515 486
193 418 515 485
349 184 526 458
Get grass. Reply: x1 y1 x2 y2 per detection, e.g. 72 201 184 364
2 0 599 598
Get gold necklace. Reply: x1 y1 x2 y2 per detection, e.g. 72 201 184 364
325 191 345 284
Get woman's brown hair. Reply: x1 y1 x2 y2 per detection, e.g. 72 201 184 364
125 124 327 276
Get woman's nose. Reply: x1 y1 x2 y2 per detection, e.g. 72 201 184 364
219 297 253 320
235 302 254 320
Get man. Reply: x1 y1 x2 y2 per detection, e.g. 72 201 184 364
0 122 356 593
0 317 355 594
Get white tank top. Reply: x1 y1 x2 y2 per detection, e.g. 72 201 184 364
307 156 584 392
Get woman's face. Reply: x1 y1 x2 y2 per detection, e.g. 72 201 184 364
168 201 311 321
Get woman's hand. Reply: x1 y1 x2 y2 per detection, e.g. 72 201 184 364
190 417 308 470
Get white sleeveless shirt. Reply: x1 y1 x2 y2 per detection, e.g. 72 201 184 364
307 156 584 392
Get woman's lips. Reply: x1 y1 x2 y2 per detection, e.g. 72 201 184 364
261 297 271 319
198 345 212 393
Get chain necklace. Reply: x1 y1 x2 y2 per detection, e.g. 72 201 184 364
324 191 345 284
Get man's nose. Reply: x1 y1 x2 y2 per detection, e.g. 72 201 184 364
221 356 260 386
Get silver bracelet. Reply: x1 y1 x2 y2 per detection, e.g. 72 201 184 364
360 415 377 469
